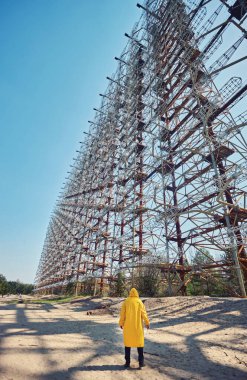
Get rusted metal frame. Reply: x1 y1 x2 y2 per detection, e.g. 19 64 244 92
164 179 235 282
51 219 72 264
99 155 115 291
58 207 84 230
184 214 230 250
202 16 231 56
119 216 125 264
145 18 181 88
84 204 98 278
220 0 247 31
154 129 208 189
165 131 186 293
201 261 233 269
157 34 178 295
169 102 199 135
53 214 78 247
157 15 202 84
51 224 73 275
208 83 247 123
106 143 148 219
65 189 83 286
206 113 247 279
153 45 181 89
35 0 247 295
129 144 201 192
170 83 247 156
157 0 174 19
137 3 161 21
59 201 104 211
162 79 192 117
173 145 206 174
176 164 212 191
188 223 224 240
82 204 95 278
157 69 202 124
230 17 247 34
135 47 145 262
147 0 173 26
49 225 67 289
57 204 88 221
159 61 190 104
64 178 114 199
210 55 247 76
231 132 247 153
196 132 247 295
99 210 110 292
188 0 212 24
155 19 182 64
181 191 220 212
166 93 193 122
42 233 57 277
75 199 91 286
156 23 194 290
51 218 77 283
149 14 189 83
196 19 229 43
90 216 100 286
171 119 207 153
216 160 247 276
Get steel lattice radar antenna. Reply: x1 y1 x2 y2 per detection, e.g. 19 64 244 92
35 0 247 297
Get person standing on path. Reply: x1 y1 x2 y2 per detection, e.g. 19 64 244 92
119 287 150 369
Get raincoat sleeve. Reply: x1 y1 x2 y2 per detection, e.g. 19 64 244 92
141 302 150 326
119 300 126 327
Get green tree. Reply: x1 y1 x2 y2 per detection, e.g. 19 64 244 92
7 281 18 294
221 248 241 296
191 248 214 266
0 274 8 297
110 272 127 296
65 281 76 295
15 279 23 294
187 249 225 296
134 266 161 297
116 272 127 296
5 280 34 295
23 283 34 294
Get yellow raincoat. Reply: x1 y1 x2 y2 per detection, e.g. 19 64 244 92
119 288 150 347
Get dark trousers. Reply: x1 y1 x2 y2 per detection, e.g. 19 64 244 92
125 346 144 365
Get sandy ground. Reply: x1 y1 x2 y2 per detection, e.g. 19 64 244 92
0 296 247 380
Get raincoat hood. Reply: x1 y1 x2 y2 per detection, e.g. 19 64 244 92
129 288 139 297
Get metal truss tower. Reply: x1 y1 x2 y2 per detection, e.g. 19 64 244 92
35 0 247 297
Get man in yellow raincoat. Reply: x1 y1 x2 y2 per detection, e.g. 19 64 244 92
119 288 150 369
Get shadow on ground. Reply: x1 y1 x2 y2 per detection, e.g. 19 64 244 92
0 298 246 379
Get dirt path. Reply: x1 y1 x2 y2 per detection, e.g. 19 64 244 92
0 296 247 379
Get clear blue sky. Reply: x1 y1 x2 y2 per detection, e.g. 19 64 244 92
0 0 139 283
